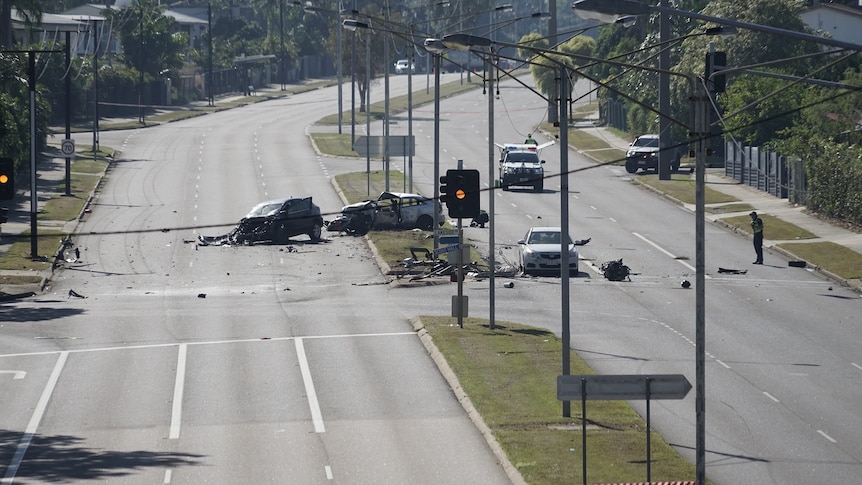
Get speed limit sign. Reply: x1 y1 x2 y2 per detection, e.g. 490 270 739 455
61 139 75 156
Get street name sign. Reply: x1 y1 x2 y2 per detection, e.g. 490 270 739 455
433 244 460 257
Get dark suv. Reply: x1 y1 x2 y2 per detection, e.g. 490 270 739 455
199 197 324 245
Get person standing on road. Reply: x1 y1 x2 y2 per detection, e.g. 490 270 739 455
750 211 764 264
524 134 537 145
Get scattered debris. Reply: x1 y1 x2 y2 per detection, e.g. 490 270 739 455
600 259 631 281
503 282 514 288
68 289 86 299
197 293 206 298
788 260 807 268
681 280 691 289
718 267 748 275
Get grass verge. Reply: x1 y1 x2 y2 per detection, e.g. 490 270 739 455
311 77 484 158
0 229 65 271
419 316 701 484
721 214 817 241
776 241 862 279
634 174 739 205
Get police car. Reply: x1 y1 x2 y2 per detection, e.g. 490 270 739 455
495 141 554 192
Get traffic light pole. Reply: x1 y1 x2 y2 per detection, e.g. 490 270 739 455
456 217 464 329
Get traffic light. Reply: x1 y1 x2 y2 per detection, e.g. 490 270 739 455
705 51 727 94
442 169 481 219
440 173 452 205
0 158 14 201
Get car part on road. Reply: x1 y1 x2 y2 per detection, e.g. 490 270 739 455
600 259 631 281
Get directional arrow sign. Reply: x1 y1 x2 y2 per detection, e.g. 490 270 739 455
557 374 692 401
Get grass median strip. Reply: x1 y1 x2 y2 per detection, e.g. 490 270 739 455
418 316 700 484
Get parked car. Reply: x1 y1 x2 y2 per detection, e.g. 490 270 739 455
517 227 579 276
198 196 323 245
394 59 415 74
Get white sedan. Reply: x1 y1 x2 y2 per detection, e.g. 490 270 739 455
517 227 580 276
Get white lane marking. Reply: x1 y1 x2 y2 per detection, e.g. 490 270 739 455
0 332 418 359
632 232 701 274
163 469 172 484
325 465 333 480
817 430 837 443
295 338 326 433
852 363 862 371
609 217 617 223
2 352 69 484
169 344 187 440
0 370 26 379
763 392 780 403
716 360 730 369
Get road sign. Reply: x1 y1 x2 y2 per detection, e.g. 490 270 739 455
557 374 692 401
433 244 460 257
353 135 415 157
435 228 458 236
61 139 75 156
439 236 459 245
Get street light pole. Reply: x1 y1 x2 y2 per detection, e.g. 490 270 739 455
280 0 285 91
208 3 214 106
486 50 496 331
658 0 671 180
337 7 343 134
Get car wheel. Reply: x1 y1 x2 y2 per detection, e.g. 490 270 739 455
308 222 322 241
416 215 433 231
534 181 543 192
625 159 638 173
274 223 290 244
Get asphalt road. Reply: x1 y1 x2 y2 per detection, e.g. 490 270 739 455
0 76 512 484
388 75 862 484
3 73 861 485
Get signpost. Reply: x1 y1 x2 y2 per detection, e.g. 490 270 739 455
558 374 692 484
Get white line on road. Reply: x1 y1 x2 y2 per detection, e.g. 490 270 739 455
852 363 862 371
295 338 326 433
170 344 187 440
163 469 172 484
2 352 68 484
817 429 837 443
325 465 333 480
632 232 702 275
0 332 418 359
763 392 780 403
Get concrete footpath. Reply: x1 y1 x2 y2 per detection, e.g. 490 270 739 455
2 85 862 297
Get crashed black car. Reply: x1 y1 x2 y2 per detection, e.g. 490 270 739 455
199 197 324 246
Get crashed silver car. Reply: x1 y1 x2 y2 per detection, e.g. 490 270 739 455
327 192 445 234
198 197 324 246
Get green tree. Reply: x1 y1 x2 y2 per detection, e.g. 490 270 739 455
104 0 187 78
0 0 42 47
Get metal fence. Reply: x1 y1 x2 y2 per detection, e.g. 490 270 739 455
724 142 807 204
